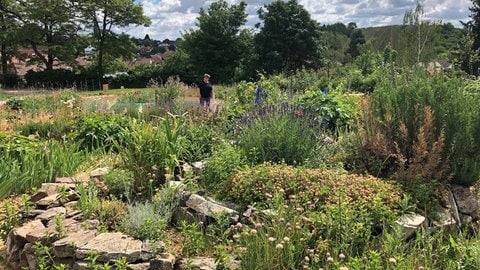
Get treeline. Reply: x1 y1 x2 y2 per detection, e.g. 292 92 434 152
0 0 476 89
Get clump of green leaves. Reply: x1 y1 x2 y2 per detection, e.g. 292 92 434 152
124 201 166 241
235 104 324 166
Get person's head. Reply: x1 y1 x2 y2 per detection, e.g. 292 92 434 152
203 73 210 82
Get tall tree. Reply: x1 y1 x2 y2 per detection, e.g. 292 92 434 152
400 2 437 66
181 0 250 83
0 0 80 70
255 0 321 74
78 0 150 78
461 0 480 76
0 2 20 86
346 28 365 60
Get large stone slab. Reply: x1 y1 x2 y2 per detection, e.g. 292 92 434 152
450 184 479 217
6 219 45 262
186 194 239 223
35 207 66 223
150 253 176 270
53 230 97 258
395 213 426 240
75 233 152 263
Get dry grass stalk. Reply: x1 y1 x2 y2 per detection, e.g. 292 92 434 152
398 106 449 182
358 97 449 182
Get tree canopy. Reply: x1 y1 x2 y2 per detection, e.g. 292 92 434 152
255 0 321 74
180 0 250 84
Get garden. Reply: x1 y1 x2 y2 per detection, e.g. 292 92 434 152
1 67 480 270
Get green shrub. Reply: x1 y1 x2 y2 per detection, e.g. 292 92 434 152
365 69 480 185
294 90 356 131
73 113 130 151
0 134 90 199
200 141 249 191
104 169 134 201
116 115 187 195
224 163 402 212
16 117 75 139
235 104 324 166
125 202 166 241
181 122 214 163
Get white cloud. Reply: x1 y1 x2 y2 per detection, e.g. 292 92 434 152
128 0 471 40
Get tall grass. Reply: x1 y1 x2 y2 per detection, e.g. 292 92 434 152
236 104 325 166
0 136 90 199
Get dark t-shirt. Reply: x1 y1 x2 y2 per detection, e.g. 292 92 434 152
198 81 213 98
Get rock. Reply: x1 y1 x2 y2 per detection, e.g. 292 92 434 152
191 161 205 175
72 260 89 270
25 223 55 244
182 163 193 174
76 232 151 263
175 256 240 270
30 183 74 203
395 213 426 240
53 230 97 258
55 177 76 184
64 201 82 218
20 243 35 270
127 262 151 270
432 207 457 229
172 207 207 227
35 194 61 208
90 167 110 178
35 207 66 223
150 253 176 270
6 219 45 262
450 184 479 218
186 194 239 223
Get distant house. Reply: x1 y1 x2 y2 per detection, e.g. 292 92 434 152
427 59 452 74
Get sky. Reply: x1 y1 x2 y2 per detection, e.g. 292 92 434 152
127 0 472 41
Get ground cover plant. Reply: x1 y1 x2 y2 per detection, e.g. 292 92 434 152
1 67 480 270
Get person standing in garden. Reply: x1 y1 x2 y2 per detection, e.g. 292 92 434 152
198 73 213 113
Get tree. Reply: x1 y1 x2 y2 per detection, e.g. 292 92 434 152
400 2 437 66
346 28 365 60
255 0 321 74
78 0 151 79
180 0 250 83
461 0 480 76
0 0 80 70
0 2 21 86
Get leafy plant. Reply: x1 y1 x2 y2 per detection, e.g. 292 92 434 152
199 141 249 191
124 201 166 241
180 220 205 256
235 104 325 166
103 169 134 202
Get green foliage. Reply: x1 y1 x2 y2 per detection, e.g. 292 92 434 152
125 202 166 241
235 105 324 166
73 113 130 151
103 169 134 202
180 220 205 256
116 114 187 194
16 116 75 140
294 90 356 131
366 70 480 185
180 122 214 163
0 133 89 199
223 163 402 213
0 200 21 241
199 141 249 190
180 0 250 83
151 184 182 225
76 182 127 231
152 76 181 107
255 0 321 73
